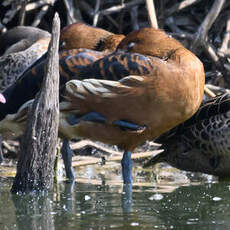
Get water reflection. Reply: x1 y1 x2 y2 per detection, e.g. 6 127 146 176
12 192 54 230
121 184 133 213
1 176 230 229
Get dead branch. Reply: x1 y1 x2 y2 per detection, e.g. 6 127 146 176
70 140 122 156
31 5 50 27
72 150 163 167
25 0 55 11
11 13 60 193
166 0 202 16
205 83 230 94
218 16 230 57
145 0 158 29
190 0 226 52
93 0 101 26
130 5 139 30
98 0 143 17
63 0 77 24
204 85 216 97
18 0 27 25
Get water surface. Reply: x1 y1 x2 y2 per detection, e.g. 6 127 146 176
1 165 230 230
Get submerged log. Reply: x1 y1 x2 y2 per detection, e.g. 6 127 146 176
11 13 60 193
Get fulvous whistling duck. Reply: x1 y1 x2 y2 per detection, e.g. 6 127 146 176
0 27 205 184
144 93 230 177
0 26 50 55
58 27 205 183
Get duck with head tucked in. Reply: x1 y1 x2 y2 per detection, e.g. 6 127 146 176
60 22 125 53
144 93 230 178
57 27 205 183
0 27 205 184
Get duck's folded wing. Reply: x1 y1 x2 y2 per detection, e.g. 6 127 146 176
61 75 150 122
65 75 147 99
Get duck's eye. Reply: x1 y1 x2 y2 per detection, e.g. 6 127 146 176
126 42 136 51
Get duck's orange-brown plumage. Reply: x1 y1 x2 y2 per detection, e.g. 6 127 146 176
59 28 205 151
0 28 204 150
60 22 125 53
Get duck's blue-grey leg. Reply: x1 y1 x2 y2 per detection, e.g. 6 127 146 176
122 183 133 213
0 136 4 163
61 180 76 213
67 112 142 184
67 112 145 131
61 139 76 180
121 150 133 184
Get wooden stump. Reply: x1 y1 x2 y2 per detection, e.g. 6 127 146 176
11 13 60 193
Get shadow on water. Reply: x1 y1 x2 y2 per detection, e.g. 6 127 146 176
1 175 230 229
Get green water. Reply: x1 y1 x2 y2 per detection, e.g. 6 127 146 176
1 175 230 230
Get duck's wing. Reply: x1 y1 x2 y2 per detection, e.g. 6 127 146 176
61 75 150 123
65 75 147 100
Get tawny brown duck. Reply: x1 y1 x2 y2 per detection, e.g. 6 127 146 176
58 27 205 183
0 28 205 183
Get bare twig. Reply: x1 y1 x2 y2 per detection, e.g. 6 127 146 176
204 85 216 97
169 32 194 41
166 17 184 33
78 1 94 17
145 0 158 29
130 5 139 30
190 0 226 52
26 0 55 11
203 42 221 66
18 0 27 26
93 0 101 26
218 17 230 57
63 0 77 24
105 15 119 29
166 0 202 16
31 5 49 27
205 84 230 94
2 7 18 24
70 140 122 156
72 150 163 167
98 0 143 17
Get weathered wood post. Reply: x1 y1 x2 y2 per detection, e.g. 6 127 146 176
11 13 60 193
